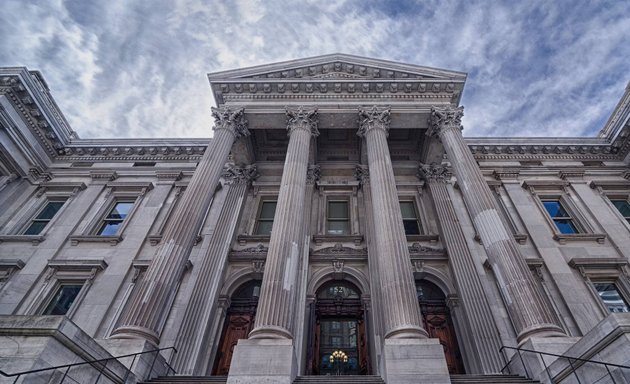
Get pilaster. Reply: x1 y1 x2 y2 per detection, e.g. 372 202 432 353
428 106 565 343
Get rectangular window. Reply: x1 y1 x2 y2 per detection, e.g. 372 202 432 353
610 200 630 224
327 200 350 235
255 201 277 235
23 201 65 235
42 284 83 315
97 200 135 235
400 201 421 235
542 200 578 234
593 282 630 313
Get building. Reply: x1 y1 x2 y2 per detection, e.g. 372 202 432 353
1 54 630 384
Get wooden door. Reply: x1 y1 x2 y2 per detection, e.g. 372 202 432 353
421 307 465 374
213 313 254 375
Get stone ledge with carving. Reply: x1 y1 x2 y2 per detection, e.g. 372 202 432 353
0 235 46 246
69 234 123 246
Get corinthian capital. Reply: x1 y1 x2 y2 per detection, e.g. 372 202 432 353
286 106 319 137
418 163 452 182
222 164 259 185
211 106 250 139
427 106 464 137
357 106 391 137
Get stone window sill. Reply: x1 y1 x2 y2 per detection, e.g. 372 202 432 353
406 234 439 243
0 235 45 245
69 235 123 246
313 234 363 246
553 233 606 244
237 234 271 245
474 233 528 245
147 234 202 246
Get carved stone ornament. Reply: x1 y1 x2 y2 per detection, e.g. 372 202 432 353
221 164 258 185
353 164 369 185
332 259 344 273
306 165 321 185
427 105 464 137
418 163 452 182
211 106 250 139
357 105 391 137
286 106 319 137
408 242 443 254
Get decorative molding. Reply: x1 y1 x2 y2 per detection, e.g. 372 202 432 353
353 164 369 186
418 163 452 182
558 169 585 180
427 105 464 137
493 168 520 180
312 234 364 246
221 164 258 185
155 170 183 181
211 106 249 139
407 242 444 255
90 170 118 182
286 106 319 137
311 243 367 261
306 165 321 185
552 232 607 245
229 243 269 261
357 105 391 137
0 234 45 246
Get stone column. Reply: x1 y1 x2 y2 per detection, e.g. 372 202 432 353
112 107 249 344
427 106 565 343
419 163 504 373
248 106 319 340
172 164 257 374
357 106 427 340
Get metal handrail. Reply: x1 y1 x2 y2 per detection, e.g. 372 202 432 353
0 346 177 384
500 345 630 384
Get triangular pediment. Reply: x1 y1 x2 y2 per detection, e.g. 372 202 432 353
207 53 466 82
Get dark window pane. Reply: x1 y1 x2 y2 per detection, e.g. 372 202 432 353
328 201 349 219
594 283 629 313
327 221 350 235
98 221 122 235
259 201 277 219
399 202 417 219
43 285 83 315
24 221 48 235
543 201 569 218
35 202 64 220
255 221 273 235
612 200 630 217
554 219 577 234
403 219 421 235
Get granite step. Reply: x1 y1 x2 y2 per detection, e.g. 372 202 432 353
140 376 227 384
450 374 541 383
293 375 385 383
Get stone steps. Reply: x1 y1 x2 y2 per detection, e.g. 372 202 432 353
141 376 227 384
450 374 541 383
294 376 385 383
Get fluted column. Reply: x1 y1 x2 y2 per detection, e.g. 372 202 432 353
172 164 257 374
248 107 318 339
357 106 427 339
419 164 504 373
112 107 249 344
427 106 565 343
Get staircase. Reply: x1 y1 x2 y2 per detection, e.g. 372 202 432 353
450 374 540 383
294 376 385 384
141 376 227 384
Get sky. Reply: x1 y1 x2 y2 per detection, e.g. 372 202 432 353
1 0 629 139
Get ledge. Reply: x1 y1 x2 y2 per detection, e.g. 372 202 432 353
147 234 202 246
69 235 123 246
312 234 364 246
48 259 108 272
406 234 439 243
237 234 271 245
0 235 45 245
568 257 628 269
474 232 528 244
552 233 607 244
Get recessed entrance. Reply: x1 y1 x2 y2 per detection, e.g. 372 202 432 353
416 279 465 374
212 280 261 375
308 281 369 375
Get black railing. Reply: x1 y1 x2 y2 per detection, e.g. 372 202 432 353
500 345 630 384
0 346 177 384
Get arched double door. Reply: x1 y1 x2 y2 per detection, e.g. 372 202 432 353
308 281 369 375
212 280 261 375
416 280 465 374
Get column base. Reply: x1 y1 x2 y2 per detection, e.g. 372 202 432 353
382 338 451 384
109 325 160 346
226 338 297 384
248 325 293 339
516 324 567 345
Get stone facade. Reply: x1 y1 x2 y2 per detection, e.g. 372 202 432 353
1 54 630 383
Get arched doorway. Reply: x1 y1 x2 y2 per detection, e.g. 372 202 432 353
212 280 261 375
308 281 369 375
416 279 465 374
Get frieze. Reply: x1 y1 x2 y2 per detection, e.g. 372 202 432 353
229 243 268 261
311 243 367 261
408 243 445 255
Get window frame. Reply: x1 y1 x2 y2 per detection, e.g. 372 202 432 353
253 199 277 236
95 199 137 236
540 198 581 234
592 281 630 314
20 199 67 236
609 198 630 225
326 199 351 235
399 200 422 236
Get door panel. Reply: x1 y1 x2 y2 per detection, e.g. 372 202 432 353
421 305 465 374
213 313 254 375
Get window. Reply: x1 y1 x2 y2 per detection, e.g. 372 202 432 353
400 201 421 235
97 200 135 235
42 284 83 315
23 201 65 235
593 282 630 313
327 200 350 235
610 200 630 224
254 201 277 235
542 200 578 234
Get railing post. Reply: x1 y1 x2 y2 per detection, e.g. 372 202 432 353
146 350 160 380
61 365 72 383
567 358 582 384
540 351 553 384
605 364 617 384
122 354 138 383
94 358 108 384
12 375 19 384
518 349 530 378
